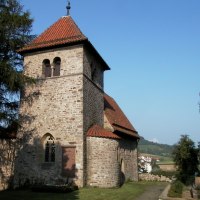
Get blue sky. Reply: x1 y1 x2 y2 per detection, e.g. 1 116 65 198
19 0 200 145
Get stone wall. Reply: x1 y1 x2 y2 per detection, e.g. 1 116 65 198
139 173 171 182
87 137 120 187
87 137 138 187
24 45 84 79
83 47 105 185
118 139 138 182
83 47 104 89
0 139 17 190
82 46 105 132
15 45 85 187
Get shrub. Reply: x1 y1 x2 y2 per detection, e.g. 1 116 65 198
168 180 184 198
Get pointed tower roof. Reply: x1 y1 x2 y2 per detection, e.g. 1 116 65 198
18 15 110 70
18 16 87 53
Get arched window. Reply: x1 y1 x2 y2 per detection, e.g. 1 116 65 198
43 59 52 77
53 57 61 76
42 133 55 162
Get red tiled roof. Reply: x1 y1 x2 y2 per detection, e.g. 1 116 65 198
18 16 110 70
104 94 140 139
18 16 87 53
87 124 121 139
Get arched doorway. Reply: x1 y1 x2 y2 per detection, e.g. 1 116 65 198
120 159 125 186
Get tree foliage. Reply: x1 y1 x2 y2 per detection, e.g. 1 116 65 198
172 135 199 185
0 0 35 137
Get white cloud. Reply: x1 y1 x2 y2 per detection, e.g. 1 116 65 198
148 138 159 143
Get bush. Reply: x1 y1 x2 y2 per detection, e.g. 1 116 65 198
168 181 184 198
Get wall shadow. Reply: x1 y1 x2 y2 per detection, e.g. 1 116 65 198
0 189 80 200
0 111 79 199
0 133 80 199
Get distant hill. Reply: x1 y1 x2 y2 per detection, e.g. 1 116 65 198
138 137 174 158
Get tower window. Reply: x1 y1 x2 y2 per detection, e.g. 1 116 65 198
43 59 51 77
53 57 61 76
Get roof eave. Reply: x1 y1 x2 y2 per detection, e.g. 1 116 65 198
112 124 140 139
87 135 121 140
114 130 140 140
17 39 88 55
87 124 121 140
85 41 110 71
17 40 110 71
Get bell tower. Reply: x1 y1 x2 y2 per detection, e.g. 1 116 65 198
15 7 109 187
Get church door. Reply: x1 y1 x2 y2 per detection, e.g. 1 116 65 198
120 159 125 186
62 147 76 178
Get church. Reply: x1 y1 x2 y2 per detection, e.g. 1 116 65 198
1 3 140 189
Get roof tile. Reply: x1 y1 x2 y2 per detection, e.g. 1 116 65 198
87 124 121 139
18 16 87 53
104 94 140 139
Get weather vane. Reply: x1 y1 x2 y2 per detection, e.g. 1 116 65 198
66 0 71 16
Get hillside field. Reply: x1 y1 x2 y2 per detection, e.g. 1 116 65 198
138 137 174 163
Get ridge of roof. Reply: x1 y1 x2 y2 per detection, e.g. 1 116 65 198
87 124 121 139
18 16 87 53
104 93 140 139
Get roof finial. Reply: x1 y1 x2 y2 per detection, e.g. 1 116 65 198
66 1 71 16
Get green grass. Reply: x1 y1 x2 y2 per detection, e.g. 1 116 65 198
0 181 162 200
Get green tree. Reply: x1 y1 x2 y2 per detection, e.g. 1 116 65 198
0 0 34 138
172 135 199 185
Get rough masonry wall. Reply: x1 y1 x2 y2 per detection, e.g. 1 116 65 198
83 47 104 89
14 45 85 187
87 137 120 187
83 46 104 130
83 47 105 185
24 45 84 78
118 139 138 181
0 139 17 190
83 78 104 133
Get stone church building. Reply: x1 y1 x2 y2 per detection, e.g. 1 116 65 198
1 11 140 189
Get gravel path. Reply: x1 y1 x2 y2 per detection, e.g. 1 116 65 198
135 183 167 200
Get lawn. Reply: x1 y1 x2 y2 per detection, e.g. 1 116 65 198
0 181 163 200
